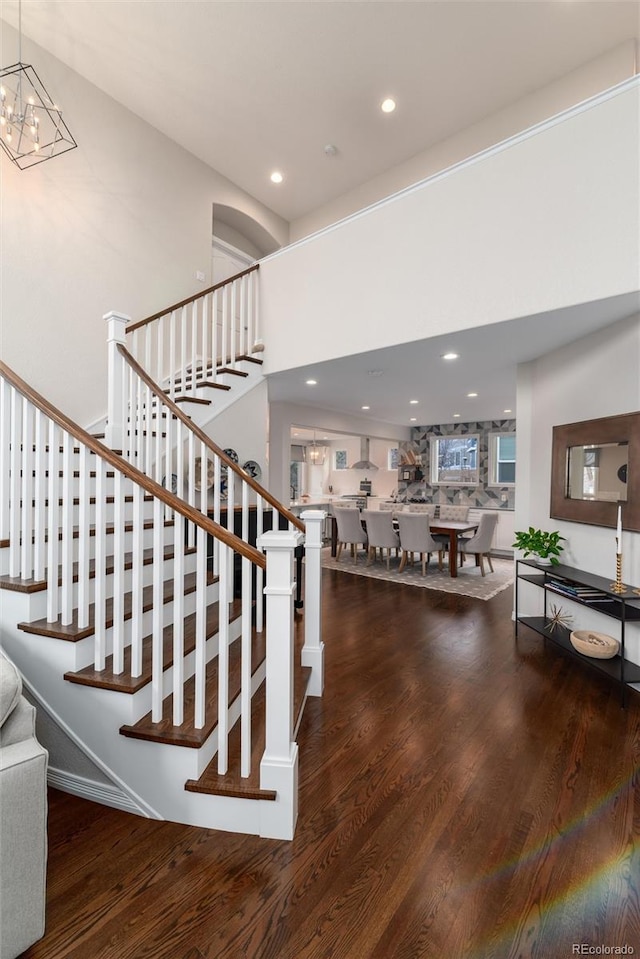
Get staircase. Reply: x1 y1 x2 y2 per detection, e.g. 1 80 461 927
0 267 325 841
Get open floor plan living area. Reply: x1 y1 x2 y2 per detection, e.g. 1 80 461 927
1 3 639 958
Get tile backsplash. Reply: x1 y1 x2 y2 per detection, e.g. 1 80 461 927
398 419 516 509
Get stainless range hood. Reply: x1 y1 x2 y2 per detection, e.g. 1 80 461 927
351 437 379 471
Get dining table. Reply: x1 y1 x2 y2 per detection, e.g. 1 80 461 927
428 520 479 578
330 513 478 579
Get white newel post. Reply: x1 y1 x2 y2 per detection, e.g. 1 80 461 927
257 527 304 841
104 311 130 451
300 510 325 697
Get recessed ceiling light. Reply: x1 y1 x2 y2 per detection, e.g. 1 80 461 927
453 413 461 418
442 352 459 361
270 171 283 184
504 408 513 414
381 98 396 113
323 144 338 156
409 399 419 405
305 379 317 385
367 369 384 377
361 405 370 410
410 417 417 422
467 392 478 398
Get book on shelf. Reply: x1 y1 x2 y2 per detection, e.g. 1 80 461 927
547 580 609 601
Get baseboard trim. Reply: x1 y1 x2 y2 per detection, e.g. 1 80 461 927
47 766 154 818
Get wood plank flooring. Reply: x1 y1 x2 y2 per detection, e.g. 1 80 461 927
21 567 640 959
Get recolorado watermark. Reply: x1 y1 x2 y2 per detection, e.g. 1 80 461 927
572 947 635 956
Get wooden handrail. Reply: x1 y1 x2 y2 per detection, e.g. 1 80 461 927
0 360 266 569
127 265 260 334
117 344 304 532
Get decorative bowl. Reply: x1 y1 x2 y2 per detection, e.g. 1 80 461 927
569 630 619 659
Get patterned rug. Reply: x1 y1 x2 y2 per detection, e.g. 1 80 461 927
321 548 514 601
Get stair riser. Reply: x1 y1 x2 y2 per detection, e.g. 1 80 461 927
115 616 243 727
13 496 160 529
19 578 218 648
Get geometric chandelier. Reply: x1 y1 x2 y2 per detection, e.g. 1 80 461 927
0 3 77 170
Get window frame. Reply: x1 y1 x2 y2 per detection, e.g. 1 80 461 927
429 434 480 487
488 431 516 488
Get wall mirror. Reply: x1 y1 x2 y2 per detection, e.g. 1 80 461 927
551 412 640 531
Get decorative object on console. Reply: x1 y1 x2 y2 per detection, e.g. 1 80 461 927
223 448 239 465
570 630 620 659
611 504 627 593
547 604 573 634
512 528 565 566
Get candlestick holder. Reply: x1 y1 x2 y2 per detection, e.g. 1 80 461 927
610 552 627 594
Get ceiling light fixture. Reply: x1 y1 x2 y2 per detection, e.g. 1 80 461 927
0 0 77 170
305 379 317 386
367 369 384 377
409 399 419 405
270 171 283 183
307 431 325 466
381 98 396 113
467 392 478 398
504 409 513 414
453 413 461 418
323 144 338 156
410 417 417 422
361 405 370 410
442 352 459 361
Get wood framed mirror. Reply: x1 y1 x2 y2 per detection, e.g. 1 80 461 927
550 411 640 531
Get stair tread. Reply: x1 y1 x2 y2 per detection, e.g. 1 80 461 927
185 682 275 800
169 396 212 406
120 610 262 746
0 544 193 594
14 517 174 549
17 568 216 641
165 382 231 393
65 597 240 694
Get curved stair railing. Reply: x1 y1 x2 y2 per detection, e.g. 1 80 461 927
0 360 317 838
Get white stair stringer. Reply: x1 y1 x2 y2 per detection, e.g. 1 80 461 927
0 587 275 837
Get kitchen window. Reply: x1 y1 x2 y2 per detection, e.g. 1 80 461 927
430 435 479 486
489 432 516 487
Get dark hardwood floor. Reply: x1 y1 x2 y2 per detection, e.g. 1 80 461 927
22 569 640 959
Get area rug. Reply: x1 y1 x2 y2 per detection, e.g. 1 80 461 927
321 548 514 601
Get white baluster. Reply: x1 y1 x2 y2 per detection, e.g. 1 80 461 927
33 409 46 582
172 509 185 726
94 458 106 669
151 496 164 722
255 495 264 633
252 270 262 353
180 305 188 396
46 419 60 623
104 311 130 451
112 470 124 674
221 282 228 371
194 522 207 730
77 445 90 630
217 541 230 773
202 293 209 388
60 431 73 626
230 278 237 368
131 483 144 678
19 396 33 580
211 289 219 384
300 510 325 697
169 309 176 401
240 480 251 777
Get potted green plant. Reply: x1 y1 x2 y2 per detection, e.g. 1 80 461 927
512 527 565 566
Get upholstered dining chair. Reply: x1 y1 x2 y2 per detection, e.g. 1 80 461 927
396 512 443 575
408 503 437 517
378 501 395 510
334 507 367 563
458 512 499 575
361 509 399 569
438 504 470 521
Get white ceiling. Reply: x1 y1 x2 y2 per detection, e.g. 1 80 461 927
3 0 638 429
268 293 640 428
3 0 639 223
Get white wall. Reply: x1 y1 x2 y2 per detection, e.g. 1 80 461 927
203 380 270 500
515 313 640 666
0 25 287 428
261 81 640 379
291 42 637 240
269 400 410 504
